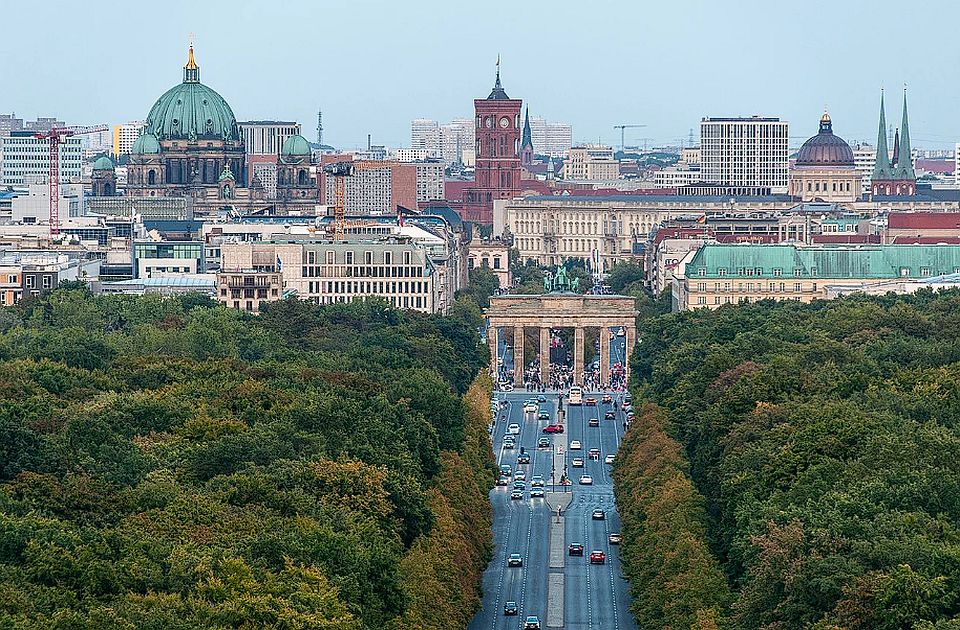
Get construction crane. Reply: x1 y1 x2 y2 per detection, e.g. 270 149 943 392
34 124 109 235
612 124 646 152
323 160 392 241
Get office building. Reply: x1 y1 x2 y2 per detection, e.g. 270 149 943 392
112 121 146 156
654 165 701 188
673 243 960 311
133 240 205 278
397 148 431 162
440 119 475 165
1 133 82 186
414 160 444 205
322 159 417 214
411 119 441 157
700 116 789 193
563 145 619 181
238 121 301 156
853 143 876 195
528 116 573 158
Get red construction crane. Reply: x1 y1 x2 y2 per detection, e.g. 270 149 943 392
34 124 109 235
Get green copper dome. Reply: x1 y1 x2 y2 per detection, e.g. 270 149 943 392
281 134 311 160
143 46 240 142
131 132 161 154
92 156 114 170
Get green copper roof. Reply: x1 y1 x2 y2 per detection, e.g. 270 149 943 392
688 244 960 280
92 156 114 170
281 133 311 160
143 47 239 142
873 92 892 180
131 132 161 154
218 164 235 182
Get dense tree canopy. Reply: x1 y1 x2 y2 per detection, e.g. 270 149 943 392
0 289 494 629
617 289 960 629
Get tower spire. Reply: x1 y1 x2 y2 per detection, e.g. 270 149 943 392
896 86 914 179
872 89 891 179
487 56 509 100
183 35 200 83
521 107 533 149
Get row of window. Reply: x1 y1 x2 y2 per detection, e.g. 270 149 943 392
694 281 817 293
305 280 430 295
696 295 804 306
306 250 415 265
300 265 424 278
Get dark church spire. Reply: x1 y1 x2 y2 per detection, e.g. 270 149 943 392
872 90 892 180
521 107 533 149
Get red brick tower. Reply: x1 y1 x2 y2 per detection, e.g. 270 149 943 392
460 62 522 224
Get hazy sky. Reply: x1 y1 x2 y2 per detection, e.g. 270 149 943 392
2 0 959 150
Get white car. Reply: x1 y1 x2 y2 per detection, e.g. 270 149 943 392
579 475 593 485
571 457 584 467
524 403 538 413
530 475 544 487
507 423 521 435
500 382 514 392
569 440 582 450
530 487 545 498
514 470 526 481
604 454 615 464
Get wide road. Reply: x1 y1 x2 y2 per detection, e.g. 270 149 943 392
469 389 637 630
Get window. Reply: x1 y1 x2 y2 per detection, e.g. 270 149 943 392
326 251 334 264
308 251 316 264
773 268 782 277
920 267 931 276
697 282 706 292
718 268 727 276
794 268 803 277
25 276 35 288
697 296 706 305
794 282 801 292
697 268 706 276
345 251 354 264
385 252 392 264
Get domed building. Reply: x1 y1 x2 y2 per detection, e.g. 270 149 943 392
91 155 116 197
277 133 318 202
789 112 860 203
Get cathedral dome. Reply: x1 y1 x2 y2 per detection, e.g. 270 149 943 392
92 156 114 170
281 134 311 161
795 112 854 167
143 45 240 142
131 132 161 154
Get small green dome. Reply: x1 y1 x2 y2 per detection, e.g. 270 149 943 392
92 156 114 171
281 134 311 160
218 165 235 182
131 132 161 154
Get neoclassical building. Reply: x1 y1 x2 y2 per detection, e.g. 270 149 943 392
126 44 318 215
789 112 859 202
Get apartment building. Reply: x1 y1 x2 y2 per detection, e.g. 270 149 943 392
112 121 146 156
1 133 82 186
700 117 789 193
563 145 619 181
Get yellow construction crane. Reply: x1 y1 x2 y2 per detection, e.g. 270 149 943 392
323 160 389 241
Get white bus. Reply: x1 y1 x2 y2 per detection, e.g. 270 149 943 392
568 386 583 405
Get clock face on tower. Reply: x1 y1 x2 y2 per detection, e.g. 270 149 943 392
485 116 493 128
499 116 510 129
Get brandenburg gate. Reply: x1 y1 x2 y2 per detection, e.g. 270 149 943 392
485 292 638 386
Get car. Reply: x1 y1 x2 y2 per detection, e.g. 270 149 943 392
508 553 523 567
524 616 541 629
530 475 544 487
585 397 597 406
507 423 521 435
568 543 584 556
517 453 530 464
588 417 600 427
537 411 551 422
503 439 515 449
530 487 544 498
605 454 615 464
608 533 623 544
500 464 512 477
601 394 613 404
500 382 514 392
524 403 538 413
622 401 631 410
496 475 509 486
543 424 564 434
514 470 526 481
537 395 546 403
624 394 633 403
605 410 616 420
510 490 523 500
537 437 551 448
571 457 584 467
579 475 593 485
569 440 582 450
504 601 519 616
592 509 605 520
513 480 525 490
589 551 606 564
588 448 601 460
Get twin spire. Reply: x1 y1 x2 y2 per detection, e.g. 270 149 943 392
873 88 913 181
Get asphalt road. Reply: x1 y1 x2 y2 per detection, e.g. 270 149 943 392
469 390 638 630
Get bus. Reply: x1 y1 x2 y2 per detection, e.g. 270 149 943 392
568 386 583 405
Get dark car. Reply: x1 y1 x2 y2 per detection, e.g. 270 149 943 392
537 437 551 448
568 543 584 556
504 601 519 616
517 453 530 464
601 393 613 404
605 410 616 420
592 509 605 520
537 395 546 403
588 417 600 427
543 424 564 434
496 475 509 486
585 397 597 406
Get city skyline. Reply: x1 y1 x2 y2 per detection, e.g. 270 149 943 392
3 0 960 150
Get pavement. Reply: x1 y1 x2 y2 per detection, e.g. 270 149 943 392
468 389 638 630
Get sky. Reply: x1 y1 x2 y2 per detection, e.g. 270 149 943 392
2 0 959 150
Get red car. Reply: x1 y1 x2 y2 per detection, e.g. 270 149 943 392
585 397 597 406
601 394 613 404
543 424 564 434
568 543 584 556
589 551 606 564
